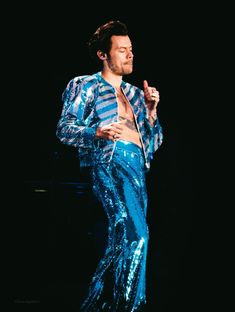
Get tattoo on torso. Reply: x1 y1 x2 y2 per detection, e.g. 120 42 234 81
119 115 138 132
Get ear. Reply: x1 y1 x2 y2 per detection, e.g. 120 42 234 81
97 50 107 60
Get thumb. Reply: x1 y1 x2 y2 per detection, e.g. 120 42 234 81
143 80 148 90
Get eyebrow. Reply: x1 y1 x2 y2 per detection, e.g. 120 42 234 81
117 45 132 49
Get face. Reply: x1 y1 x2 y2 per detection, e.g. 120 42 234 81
105 35 134 76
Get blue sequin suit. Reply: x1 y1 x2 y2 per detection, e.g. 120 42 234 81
56 72 163 311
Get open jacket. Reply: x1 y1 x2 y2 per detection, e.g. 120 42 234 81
56 72 163 171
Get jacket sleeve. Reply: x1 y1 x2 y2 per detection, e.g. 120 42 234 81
149 117 163 154
139 85 163 156
56 78 98 148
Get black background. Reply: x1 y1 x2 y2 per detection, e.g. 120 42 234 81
7 3 201 312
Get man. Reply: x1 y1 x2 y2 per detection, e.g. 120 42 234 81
56 20 163 312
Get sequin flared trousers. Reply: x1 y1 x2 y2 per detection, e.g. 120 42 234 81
80 140 149 312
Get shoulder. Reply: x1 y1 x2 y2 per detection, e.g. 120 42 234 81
72 73 100 88
123 81 144 97
62 73 100 101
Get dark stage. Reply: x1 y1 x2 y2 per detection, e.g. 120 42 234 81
8 4 196 312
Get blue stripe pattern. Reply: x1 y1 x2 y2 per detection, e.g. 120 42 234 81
56 72 163 170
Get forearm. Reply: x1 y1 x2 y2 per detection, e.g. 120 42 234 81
147 107 158 127
148 111 157 127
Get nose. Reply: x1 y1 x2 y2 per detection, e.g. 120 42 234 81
128 50 134 58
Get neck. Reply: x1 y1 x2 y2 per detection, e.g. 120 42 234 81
101 70 122 89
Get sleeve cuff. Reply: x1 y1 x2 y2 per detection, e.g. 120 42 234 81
82 127 97 148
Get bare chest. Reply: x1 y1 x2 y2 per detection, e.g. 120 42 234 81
116 90 134 120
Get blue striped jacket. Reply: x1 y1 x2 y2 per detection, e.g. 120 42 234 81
56 72 163 171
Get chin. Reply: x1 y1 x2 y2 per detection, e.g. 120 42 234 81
125 68 133 75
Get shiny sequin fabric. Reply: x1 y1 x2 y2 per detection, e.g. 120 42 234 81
80 140 148 312
56 72 164 311
56 72 163 171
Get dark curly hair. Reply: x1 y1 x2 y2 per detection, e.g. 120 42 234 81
87 20 128 64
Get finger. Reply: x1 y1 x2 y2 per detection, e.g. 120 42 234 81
113 130 122 136
143 80 149 90
151 89 158 96
113 125 123 131
114 134 121 140
111 132 119 141
102 128 109 135
111 129 121 136
111 122 124 130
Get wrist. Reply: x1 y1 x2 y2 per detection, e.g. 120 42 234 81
95 127 102 139
148 113 157 127
148 110 157 120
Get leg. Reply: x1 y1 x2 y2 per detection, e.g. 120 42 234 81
80 144 148 311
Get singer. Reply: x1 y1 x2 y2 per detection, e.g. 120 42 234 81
56 20 163 312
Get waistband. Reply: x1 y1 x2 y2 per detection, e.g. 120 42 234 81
115 140 143 154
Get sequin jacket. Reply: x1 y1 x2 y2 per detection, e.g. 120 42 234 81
56 72 163 171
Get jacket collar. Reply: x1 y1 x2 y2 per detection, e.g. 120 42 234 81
95 71 127 91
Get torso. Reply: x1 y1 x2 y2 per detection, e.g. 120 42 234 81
116 88 142 147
